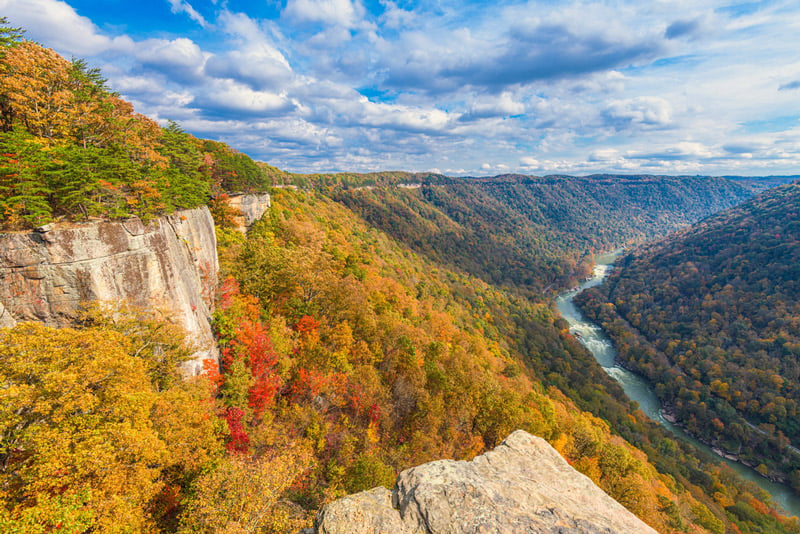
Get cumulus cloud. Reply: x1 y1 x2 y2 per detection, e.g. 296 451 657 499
331 96 457 134
135 38 208 84
630 141 714 161
0 0 133 55
460 93 525 121
603 97 672 130
520 156 540 168
206 47 294 90
196 80 295 116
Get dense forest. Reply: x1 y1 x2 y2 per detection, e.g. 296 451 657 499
333 175 755 296
577 182 800 490
0 21 286 229
2 18 800 534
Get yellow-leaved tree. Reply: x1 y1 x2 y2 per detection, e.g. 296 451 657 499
0 319 223 533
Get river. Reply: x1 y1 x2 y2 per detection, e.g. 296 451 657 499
555 251 800 517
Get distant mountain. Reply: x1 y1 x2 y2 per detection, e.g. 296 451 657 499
722 175 800 192
577 182 800 488
334 174 756 295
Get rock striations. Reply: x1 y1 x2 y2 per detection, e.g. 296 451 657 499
0 207 219 374
314 430 658 534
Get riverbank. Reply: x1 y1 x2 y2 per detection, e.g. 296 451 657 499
658 403 792 484
556 252 800 516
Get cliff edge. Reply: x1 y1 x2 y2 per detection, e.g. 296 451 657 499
0 207 218 374
228 192 271 233
314 430 658 534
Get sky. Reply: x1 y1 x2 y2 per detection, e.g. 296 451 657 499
2 0 800 176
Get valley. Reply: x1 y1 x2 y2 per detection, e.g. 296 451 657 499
559 252 800 516
2 19 800 533
577 182 800 502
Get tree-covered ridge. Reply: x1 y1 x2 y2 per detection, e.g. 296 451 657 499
576 182 800 490
1 185 796 532
0 26 284 230
204 188 800 534
1 16 798 533
334 174 755 296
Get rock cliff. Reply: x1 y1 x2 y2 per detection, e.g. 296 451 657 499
314 430 657 534
227 192 271 233
0 207 218 374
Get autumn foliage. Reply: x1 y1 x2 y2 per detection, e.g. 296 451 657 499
0 319 222 532
0 16 797 534
204 188 800 533
0 24 283 230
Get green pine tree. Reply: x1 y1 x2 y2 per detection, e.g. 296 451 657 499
0 129 52 228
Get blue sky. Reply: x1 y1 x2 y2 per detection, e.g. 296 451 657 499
3 0 800 176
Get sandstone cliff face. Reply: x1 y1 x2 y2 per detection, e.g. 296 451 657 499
315 430 658 534
227 193 271 233
0 207 218 374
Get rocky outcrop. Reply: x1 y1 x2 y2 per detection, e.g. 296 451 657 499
228 193 271 232
315 430 657 534
0 207 218 374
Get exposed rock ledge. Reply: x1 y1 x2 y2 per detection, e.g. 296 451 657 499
227 192 271 233
314 430 657 534
0 207 219 374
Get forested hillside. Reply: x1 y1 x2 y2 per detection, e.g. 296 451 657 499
206 188 799 533
334 174 755 295
0 22 285 229
2 18 799 534
577 182 800 490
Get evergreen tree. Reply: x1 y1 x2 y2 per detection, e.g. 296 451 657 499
0 129 52 227
158 120 209 209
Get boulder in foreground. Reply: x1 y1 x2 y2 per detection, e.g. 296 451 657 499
315 430 657 534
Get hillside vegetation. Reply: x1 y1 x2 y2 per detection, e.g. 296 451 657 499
207 188 799 533
577 182 800 489
334 174 754 296
0 23 285 229
1 19 799 534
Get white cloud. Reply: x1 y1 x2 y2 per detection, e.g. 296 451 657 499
205 47 294 90
462 93 525 121
349 97 456 133
379 0 416 29
588 148 621 162
6 0 800 175
166 0 208 27
284 0 364 28
0 0 134 56
603 96 673 129
136 38 208 83
199 80 294 114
